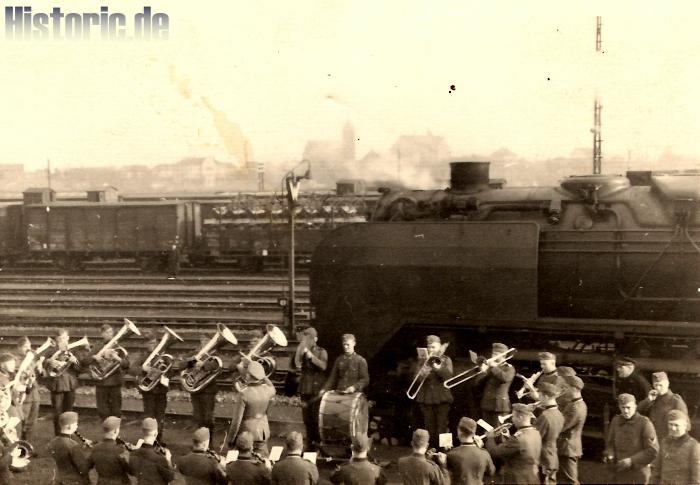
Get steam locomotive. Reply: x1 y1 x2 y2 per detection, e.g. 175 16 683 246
310 161 700 435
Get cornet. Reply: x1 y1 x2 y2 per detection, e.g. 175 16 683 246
406 343 449 400
443 347 516 389
515 371 542 400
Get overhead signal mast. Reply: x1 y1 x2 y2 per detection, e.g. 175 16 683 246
592 16 603 174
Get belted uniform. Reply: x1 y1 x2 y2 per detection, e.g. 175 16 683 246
446 443 495 485
535 404 564 484
227 377 276 456
476 362 515 427
329 457 388 485
397 452 450 485
485 425 541 485
175 450 227 485
638 391 688 440
557 397 587 484
271 453 319 485
324 352 369 392
133 351 171 442
415 356 453 449
87 438 132 485
45 433 91 485
44 352 82 435
650 432 700 485
604 412 659 484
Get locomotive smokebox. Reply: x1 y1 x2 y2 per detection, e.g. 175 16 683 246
450 161 490 192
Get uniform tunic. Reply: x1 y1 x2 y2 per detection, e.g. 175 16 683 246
89 341 130 419
175 450 227 485
270 454 319 485
617 369 651 403
125 443 176 485
329 457 388 485
397 452 450 485
604 412 659 484
12 350 41 441
638 391 688 440
227 378 276 455
323 353 369 392
485 426 541 485
650 433 700 485
415 356 453 448
296 344 327 446
45 433 91 485
478 362 515 414
87 438 132 485
535 404 564 481
557 397 587 484
446 443 495 485
133 351 171 441
225 455 271 485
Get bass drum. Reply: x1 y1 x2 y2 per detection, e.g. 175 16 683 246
318 391 368 458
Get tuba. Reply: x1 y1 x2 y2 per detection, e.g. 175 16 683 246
90 319 141 381
181 323 238 393
242 325 288 378
46 336 90 378
138 326 184 392
406 343 449 400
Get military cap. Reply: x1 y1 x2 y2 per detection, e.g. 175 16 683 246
236 431 253 451
537 381 558 396
652 371 669 383
342 333 356 342
538 351 556 361
59 411 79 427
351 433 370 452
303 327 318 338
615 356 636 366
142 417 158 431
668 409 689 424
426 335 441 345
492 342 508 354
557 366 577 377
564 375 584 390
285 431 304 450
102 416 121 432
247 361 266 381
458 417 477 435
0 353 14 364
193 427 210 442
512 403 535 417
411 429 430 448
617 393 636 405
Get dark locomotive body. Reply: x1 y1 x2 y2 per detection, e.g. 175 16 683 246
310 161 700 435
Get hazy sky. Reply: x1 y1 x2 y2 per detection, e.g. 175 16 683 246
2 1 700 170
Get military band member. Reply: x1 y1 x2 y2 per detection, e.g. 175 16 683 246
294 327 328 450
615 357 651 403
123 417 176 485
555 366 577 409
604 393 659 485
0 353 23 438
397 428 449 485
45 411 91 485
270 431 318 485
89 324 130 420
87 416 132 485
557 375 587 485
485 403 541 485
14 337 40 442
227 361 276 457
414 335 453 449
534 382 564 485
225 431 272 485
44 329 83 435
650 409 700 485
330 433 388 485
475 342 515 428
320 334 369 395
186 335 220 441
133 330 171 443
534 352 566 394
638 371 688 441
175 427 228 485
446 417 495 485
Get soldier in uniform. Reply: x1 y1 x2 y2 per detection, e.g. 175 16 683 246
555 366 577 410
534 382 564 485
45 411 91 485
226 361 276 457
330 433 388 485
557 375 587 485
485 403 541 485
475 342 515 428
87 416 132 485
414 335 453 449
446 417 495 485
270 431 319 485
44 329 83 435
397 428 449 485
133 330 172 444
320 334 369 395
175 427 228 485
0 353 23 438
650 409 700 485
638 371 688 440
225 431 272 485
534 352 567 393
185 335 220 441
14 337 40 442
294 327 327 450
615 357 651 403
123 417 176 485
604 393 659 484
88 324 130 420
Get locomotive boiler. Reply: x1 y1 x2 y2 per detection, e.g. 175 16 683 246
310 161 700 434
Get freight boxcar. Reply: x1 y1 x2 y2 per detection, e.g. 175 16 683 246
0 203 24 264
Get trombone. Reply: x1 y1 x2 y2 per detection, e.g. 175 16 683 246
515 371 542 400
443 347 516 389
406 343 449 400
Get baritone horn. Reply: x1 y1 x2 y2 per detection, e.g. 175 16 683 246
242 324 288 378
138 326 184 392
406 343 449 400
443 347 516 389
46 336 90 378
89 319 141 381
181 323 238 393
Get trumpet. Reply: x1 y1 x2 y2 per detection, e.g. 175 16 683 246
515 371 542 400
476 422 513 442
46 336 90 377
181 323 238 393
138 326 184 392
497 402 539 425
443 347 516 389
406 343 449 400
90 319 141 381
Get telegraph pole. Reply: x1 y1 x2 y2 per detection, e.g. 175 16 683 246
592 17 603 174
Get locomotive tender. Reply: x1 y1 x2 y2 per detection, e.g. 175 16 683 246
310 161 700 432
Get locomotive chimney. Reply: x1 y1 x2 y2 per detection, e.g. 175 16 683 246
449 161 490 192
